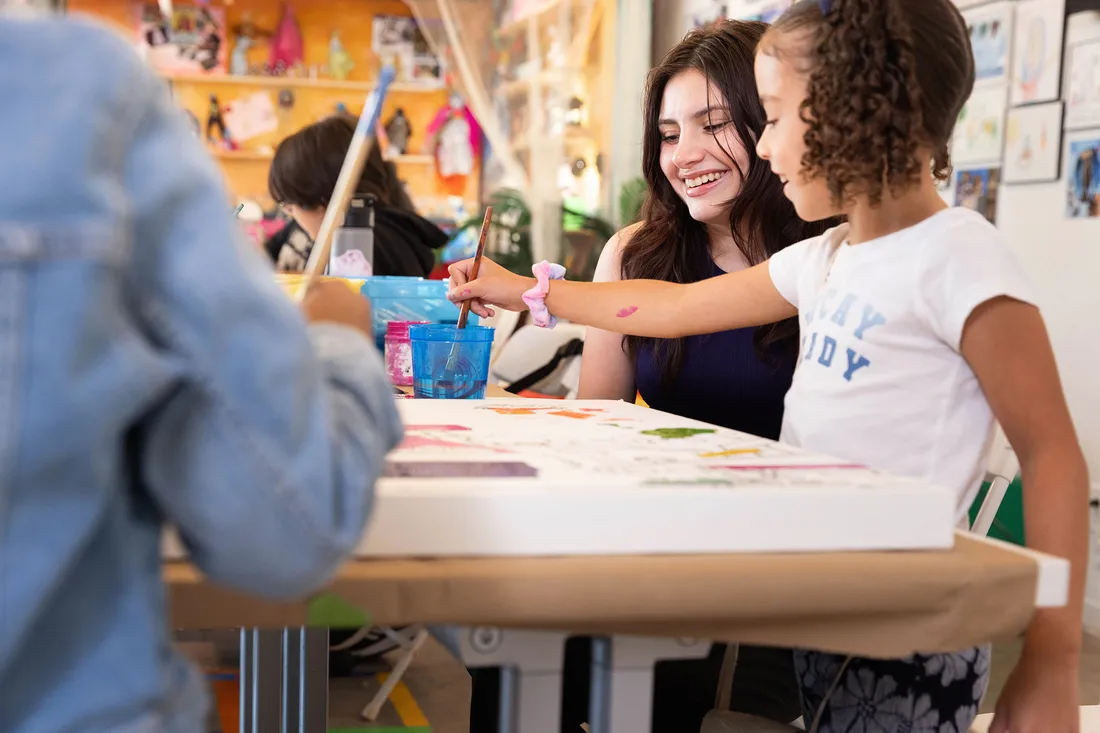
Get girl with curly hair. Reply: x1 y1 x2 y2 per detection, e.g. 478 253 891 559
448 1 1087 731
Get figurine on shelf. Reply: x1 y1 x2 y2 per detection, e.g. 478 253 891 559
425 92 483 195
206 94 227 143
328 30 355 81
269 3 304 75
384 108 412 156
230 34 253 76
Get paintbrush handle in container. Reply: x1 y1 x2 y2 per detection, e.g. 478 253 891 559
295 66 396 302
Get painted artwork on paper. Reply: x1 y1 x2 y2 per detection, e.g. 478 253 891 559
685 0 727 30
955 167 1001 224
963 2 1015 82
135 2 227 75
1066 42 1100 131
730 0 793 22
1009 0 1066 105
1066 134 1100 219
952 86 1009 165
1003 102 1064 183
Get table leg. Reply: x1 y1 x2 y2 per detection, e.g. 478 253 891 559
458 628 568 733
589 636 712 733
250 628 284 733
240 628 253 733
299 628 330 733
281 629 301 733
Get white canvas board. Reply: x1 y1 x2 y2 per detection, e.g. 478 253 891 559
953 85 1010 165
1066 41 1100 130
1010 0 1067 105
964 1 1016 84
1004 101 1064 182
346 400 957 558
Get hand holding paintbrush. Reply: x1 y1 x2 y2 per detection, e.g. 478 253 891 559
456 206 493 329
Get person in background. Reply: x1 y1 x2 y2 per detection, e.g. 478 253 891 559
0 13 402 733
567 19 839 733
267 113 448 275
448 1 1088 731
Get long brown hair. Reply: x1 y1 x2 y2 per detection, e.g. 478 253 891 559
624 20 835 385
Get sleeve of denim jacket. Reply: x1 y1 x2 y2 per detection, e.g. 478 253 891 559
119 59 404 599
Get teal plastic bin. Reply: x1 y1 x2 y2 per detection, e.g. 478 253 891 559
360 276 478 351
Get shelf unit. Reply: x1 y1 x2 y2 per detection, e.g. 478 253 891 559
162 71 444 94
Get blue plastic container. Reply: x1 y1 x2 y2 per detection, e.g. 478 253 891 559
409 324 495 400
360 277 478 351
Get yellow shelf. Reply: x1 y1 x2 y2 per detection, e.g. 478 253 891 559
162 72 444 94
394 154 435 165
212 149 274 161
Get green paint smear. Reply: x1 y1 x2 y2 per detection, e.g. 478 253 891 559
307 593 371 629
641 428 716 440
645 478 732 486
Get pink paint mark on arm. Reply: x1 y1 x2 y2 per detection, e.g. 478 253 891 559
616 306 639 318
462 288 472 297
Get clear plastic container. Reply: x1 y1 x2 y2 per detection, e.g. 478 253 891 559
329 196 375 277
384 320 428 386
409 324 495 399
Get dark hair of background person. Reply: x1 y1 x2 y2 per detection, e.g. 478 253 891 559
624 19 837 386
268 113 418 215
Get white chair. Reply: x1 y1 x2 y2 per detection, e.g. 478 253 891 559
971 704 1100 732
489 323 586 397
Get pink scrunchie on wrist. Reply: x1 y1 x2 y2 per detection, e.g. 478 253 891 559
522 260 567 328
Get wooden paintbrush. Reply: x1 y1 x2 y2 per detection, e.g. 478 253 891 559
294 65 396 302
457 205 493 329
441 206 493 389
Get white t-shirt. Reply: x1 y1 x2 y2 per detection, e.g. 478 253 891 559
768 208 1035 523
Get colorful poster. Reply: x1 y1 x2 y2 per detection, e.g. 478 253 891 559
1009 0 1067 105
1066 41 1100 130
1003 102 1064 183
135 2 227 75
731 0 793 22
963 2 1015 83
952 86 1009 165
684 0 728 29
955 167 1001 224
1066 132 1100 219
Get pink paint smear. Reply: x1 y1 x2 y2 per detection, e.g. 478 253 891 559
616 306 639 318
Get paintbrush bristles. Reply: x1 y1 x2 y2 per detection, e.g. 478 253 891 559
456 205 493 330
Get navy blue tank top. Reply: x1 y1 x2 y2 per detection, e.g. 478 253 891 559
633 262 794 440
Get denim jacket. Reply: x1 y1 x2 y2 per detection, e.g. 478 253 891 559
0 13 403 733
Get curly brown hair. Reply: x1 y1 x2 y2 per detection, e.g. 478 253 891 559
761 0 975 207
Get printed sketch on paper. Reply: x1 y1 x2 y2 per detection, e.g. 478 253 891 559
964 2 1014 82
1066 134 1100 220
1066 42 1100 131
952 86 1009 164
1010 0 1066 105
955 167 1001 224
1003 102 1063 183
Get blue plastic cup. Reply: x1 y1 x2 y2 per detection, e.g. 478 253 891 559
409 324 495 399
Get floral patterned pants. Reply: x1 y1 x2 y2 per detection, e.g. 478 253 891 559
794 646 992 733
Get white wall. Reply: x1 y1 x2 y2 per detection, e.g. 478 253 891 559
997 11 1100 481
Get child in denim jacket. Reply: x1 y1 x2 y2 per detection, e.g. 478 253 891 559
0 12 402 733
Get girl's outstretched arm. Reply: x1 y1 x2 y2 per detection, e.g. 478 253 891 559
447 256 796 338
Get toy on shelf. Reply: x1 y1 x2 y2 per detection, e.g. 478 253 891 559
425 92 483 193
206 94 227 142
269 3 304 76
328 30 355 81
384 108 412 156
